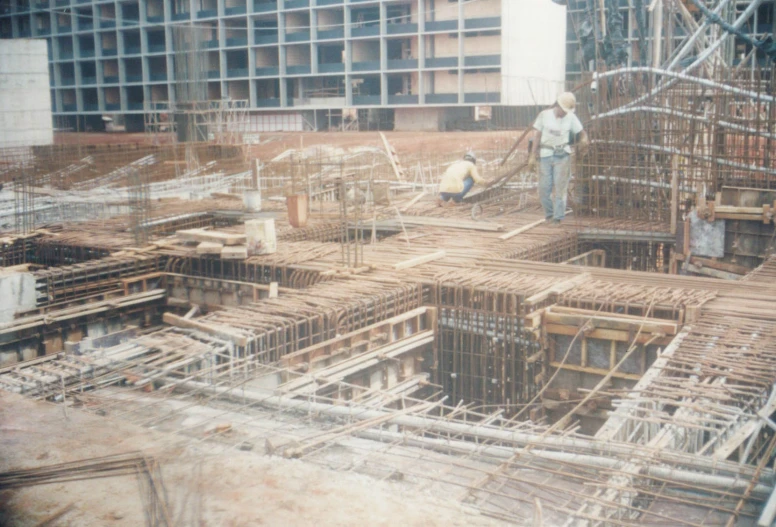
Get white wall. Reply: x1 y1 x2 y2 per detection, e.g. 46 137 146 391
501 0 567 106
0 39 53 148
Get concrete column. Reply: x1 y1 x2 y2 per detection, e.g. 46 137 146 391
279 13 288 107
457 0 464 104
418 0 425 104
344 6 352 107
380 2 388 106
310 10 318 75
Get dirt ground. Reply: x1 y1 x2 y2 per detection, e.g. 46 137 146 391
54 131 520 159
0 392 505 527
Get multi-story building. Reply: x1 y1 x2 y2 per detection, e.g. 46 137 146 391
0 0 568 132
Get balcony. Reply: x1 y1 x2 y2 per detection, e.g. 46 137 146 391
426 93 457 104
463 55 500 67
318 63 344 73
59 51 74 60
351 26 379 38
55 0 68 5
285 31 310 43
83 103 99 111
351 61 379 72
77 21 93 31
62 103 77 112
146 15 164 23
286 65 311 75
425 20 457 32
100 20 116 29
125 74 143 82
103 75 119 83
196 9 218 19
122 18 139 27
316 0 342 5
425 57 457 68
256 98 281 107
386 23 417 35
226 67 249 77
254 33 278 45
285 0 309 8
353 95 380 105
171 12 190 21
207 70 220 79
79 49 95 58
256 66 280 76
464 92 500 103
60 77 75 86
57 25 72 34
81 75 97 84
105 103 121 111
101 48 118 57
253 0 278 12
387 58 417 70
148 44 166 53
464 17 501 30
124 46 141 55
149 72 167 82
226 37 248 47
127 102 145 110
225 5 247 15
204 39 220 49
388 94 418 105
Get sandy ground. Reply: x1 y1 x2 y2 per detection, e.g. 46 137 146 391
0 392 506 527
54 130 520 159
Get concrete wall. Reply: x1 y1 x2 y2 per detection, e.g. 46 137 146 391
394 107 441 131
0 272 37 324
0 39 53 148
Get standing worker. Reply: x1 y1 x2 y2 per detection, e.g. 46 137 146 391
529 92 589 225
437 151 487 206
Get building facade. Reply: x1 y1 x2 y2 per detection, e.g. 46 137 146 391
0 0 567 131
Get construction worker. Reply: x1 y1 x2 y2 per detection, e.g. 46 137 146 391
529 92 589 225
437 151 486 206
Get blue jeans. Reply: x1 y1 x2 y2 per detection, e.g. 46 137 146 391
539 154 571 220
439 176 475 203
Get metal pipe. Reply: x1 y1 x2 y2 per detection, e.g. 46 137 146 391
179 380 775 486
665 0 733 70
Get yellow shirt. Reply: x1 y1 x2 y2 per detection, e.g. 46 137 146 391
439 160 484 193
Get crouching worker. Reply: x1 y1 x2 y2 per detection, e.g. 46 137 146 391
437 151 486 206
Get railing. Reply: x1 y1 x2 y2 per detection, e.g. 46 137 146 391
387 59 418 70
127 102 145 110
387 23 417 35
352 25 379 38
81 76 97 85
207 70 221 79
317 28 344 40
61 77 75 86
125 74 143 83
425 20 457 32
253 0 278 12
426 93 457 104
285 31 310 42
463 55 500 67
257 98 281 107
101 48 117 57
352 60 379 72
285 0 309 8
353 95 380 105
318 63 344 73
255 33 279 45
226 37 248 47
62 104 77 112
388 94 418 105
226 67 249 78
171 12 190 21
148 44 166 53
256 66 280 76
146 15 164 23
103 75 119 84
286 65 311 75
464 17 501 30
463 92 500 103
124 46 141 55
105 103 121 111
425 57 457 68
224 5 247 15
196 9 218 19
149 72 167 82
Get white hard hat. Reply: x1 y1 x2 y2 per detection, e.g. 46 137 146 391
557 92 576 113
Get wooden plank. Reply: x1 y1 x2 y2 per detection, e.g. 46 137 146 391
393 250 446 270
499 218 546 241
525 273 590 305
548 361 642 381
400 192 426 212
545 324 674 345
176 228 247 246
399 216 504 232
380 132 405 181
163 313 248 347
544 312 677 335
196 241 223 255
221 245 248 260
